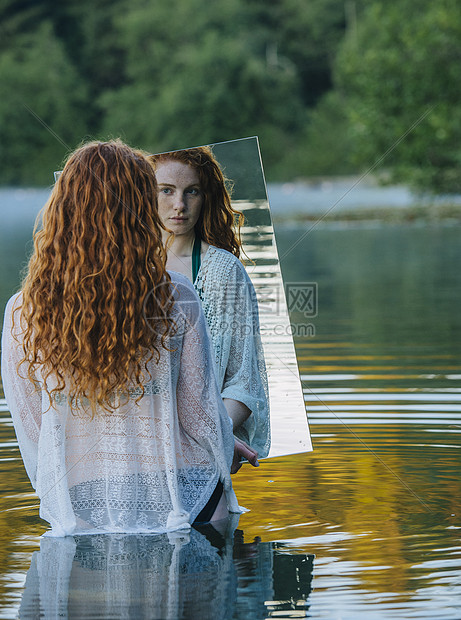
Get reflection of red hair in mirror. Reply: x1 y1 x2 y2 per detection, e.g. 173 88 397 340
18 139 175 415
150 147 243 258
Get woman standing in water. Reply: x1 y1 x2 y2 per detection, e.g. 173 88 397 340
1 140 243 536
150 147 270 459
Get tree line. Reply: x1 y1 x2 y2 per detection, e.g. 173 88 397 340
1 0 459 192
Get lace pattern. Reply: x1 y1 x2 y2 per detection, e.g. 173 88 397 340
194 246 270 457
1 272 240 536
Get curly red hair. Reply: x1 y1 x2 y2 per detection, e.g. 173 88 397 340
17 139 174 414
149 146 243 257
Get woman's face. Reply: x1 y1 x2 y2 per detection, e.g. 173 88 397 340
155 160 203 239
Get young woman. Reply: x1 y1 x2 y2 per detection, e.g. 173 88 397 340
150 147 270 459
1 140 243 536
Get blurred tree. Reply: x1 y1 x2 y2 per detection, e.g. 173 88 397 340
238 0 366 178
0 0 362 184
0 20 88 184
50 0 127 130
273 90 356 179
98 0 305 172
335 0 461 193
246 0 349 106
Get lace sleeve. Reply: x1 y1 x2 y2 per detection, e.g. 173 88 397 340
173 277 234 475
220 262 270 456
1 293 42 488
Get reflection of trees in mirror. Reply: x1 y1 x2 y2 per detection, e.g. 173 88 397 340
212 138 267 202
19 528 314 619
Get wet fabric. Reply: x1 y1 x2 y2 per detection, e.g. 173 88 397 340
2 272 240 536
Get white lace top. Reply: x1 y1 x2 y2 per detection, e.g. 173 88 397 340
194 246 270 458
1 272 240 537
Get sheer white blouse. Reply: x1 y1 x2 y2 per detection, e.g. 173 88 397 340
194 246 270 458
1 272 240 537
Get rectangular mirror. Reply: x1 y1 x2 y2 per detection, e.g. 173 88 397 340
205 137 312 458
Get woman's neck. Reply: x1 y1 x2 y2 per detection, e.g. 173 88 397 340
164 231 195 257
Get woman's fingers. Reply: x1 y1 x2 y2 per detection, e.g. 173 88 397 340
232 438 259 473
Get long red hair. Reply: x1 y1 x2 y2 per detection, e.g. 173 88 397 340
150 146 243 257
17 140 174 414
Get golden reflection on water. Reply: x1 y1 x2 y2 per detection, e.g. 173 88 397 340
233 421 461 602
233 292 461 610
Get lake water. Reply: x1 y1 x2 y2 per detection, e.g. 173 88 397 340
0 190 461 618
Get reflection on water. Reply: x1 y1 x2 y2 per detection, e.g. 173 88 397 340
1 204 461 618
20 527 236 619
18 527 314 619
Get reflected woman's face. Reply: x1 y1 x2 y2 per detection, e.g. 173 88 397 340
156 160 203 238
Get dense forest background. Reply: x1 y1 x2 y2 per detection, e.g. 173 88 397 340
1 0 460 191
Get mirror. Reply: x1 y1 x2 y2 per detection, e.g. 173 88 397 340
192 136 312 458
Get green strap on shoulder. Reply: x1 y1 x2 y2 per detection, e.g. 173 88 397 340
192 232 201 283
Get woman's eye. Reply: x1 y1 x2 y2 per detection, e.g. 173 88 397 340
186 188 199 195
161 188 172 194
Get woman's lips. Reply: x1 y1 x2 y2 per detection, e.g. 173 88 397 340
170 217 187 221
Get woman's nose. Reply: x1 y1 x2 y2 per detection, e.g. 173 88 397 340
173 193 186 211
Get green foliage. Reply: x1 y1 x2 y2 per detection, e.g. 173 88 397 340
98 0 305 171
0 0 350 185
0 20 88 185
335 0 461 193
245 0 350 106
270 90 357 180
3 0 461 190
54 0 127 128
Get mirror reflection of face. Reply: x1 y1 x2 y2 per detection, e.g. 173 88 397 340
156 160 203 237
